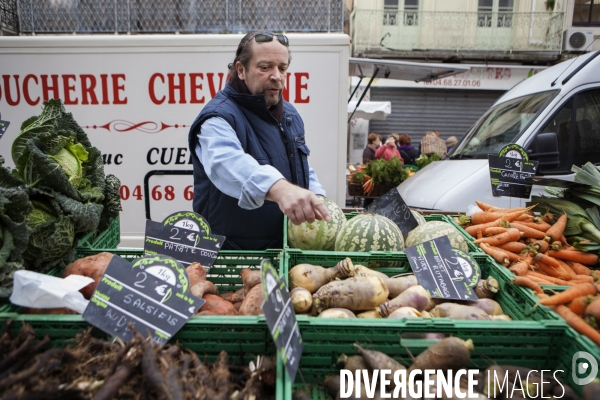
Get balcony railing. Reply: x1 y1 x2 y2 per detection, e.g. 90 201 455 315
17 0 344 34
352 9 564 53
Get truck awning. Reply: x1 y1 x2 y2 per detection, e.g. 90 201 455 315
348 101 391 121
348 58 469 122
349 57 469 82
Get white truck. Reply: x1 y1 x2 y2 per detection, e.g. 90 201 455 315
0 34 350 246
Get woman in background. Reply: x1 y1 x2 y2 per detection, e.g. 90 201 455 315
397 134 419 165
375 136 403 162
362 132 381 164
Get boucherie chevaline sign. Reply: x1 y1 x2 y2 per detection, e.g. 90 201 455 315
0 35 349 245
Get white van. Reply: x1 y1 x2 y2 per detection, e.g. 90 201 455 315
398 50 600 212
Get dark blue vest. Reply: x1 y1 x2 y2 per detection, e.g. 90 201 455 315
188 83 311 250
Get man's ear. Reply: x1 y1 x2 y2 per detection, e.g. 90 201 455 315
235 61 245 81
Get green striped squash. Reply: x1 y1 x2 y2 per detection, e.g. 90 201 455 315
405 221 469 253
335 213 404 253
411 209 426 226
287 197 346 250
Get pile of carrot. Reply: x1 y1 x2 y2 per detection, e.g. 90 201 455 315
456 201 599 288
513 275 600 346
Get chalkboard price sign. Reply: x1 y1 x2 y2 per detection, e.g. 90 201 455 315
261 259 303 383
82 254 204 346
144 211 225 272
489 144 539 199
365 187 419 236
405 236 480 301
0 112 9 140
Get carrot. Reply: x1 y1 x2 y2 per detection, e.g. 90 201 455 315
517 220 551 232
534 253 562 269
512 276 544 295
510 222 547 239
566 261 592 276
516 213 534 222
527 271 574 286
474 201 496 211
465 218 503 236
474 228 521 245
542 212 554 223
499 241 528 253
528 275 564 285
545 213 567 243
470 211 509 225
536 260 576 281
539 283 598 306
585 297 600 320
547 250 599 266
509 259 531 276
532 240 550 253
500 248 522 263
553 305 600 346
573 274 594 283
479 243 510 266
485 227 509 236
569 296 590 316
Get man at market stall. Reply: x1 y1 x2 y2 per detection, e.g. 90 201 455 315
188 32 331 250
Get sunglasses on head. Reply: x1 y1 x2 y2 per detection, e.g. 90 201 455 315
247 32 289 47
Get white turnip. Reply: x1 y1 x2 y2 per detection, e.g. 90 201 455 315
379 285 431 317
290 287 313 314
466 298 504 316
387 307 422 319
354 344 406 375
312 276 389 313
429 303 490 320
318 308 356 318
474 276 500 299
356 310 381 318
384 274 418 298
289 258 357 293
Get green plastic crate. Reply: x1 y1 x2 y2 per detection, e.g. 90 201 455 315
0 248 284 399
285 319 595 399
284 213 482 254
283 250 559 323
75 216 121 249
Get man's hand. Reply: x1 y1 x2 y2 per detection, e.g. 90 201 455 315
266 180 331 225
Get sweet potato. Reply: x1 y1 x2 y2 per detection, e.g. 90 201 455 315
62 252 114 299
290 287 313 313
197 294 237 315
289 258 357 293
408 337 473 373
429 303 490 320
312 276 388 313
238 284 264 316
190 281 218 299
186 262 207 287
221 288 245 303
240 268 261 295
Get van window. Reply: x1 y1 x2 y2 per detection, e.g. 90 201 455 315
451 91 556 158
532 89 600 174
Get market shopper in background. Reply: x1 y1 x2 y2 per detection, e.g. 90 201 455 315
420 130 447 157
446 136 458 153
188 31 330 250
375 136 403 162
397 134 419 165
362 132 381 164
